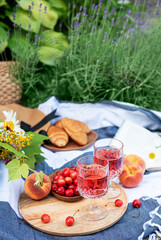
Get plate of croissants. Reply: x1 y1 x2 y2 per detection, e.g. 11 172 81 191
43 118 98 152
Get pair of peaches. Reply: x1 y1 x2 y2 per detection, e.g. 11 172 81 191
119 154 146 188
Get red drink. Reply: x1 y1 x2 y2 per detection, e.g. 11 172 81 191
77 164 108 199
94 148 123 178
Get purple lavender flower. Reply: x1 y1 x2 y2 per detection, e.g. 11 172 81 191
19 23 22 30
42 34 45 40
44 6 47 13
28 5 31 12
28 23 31 30
74 21 81 29
12 13 16 21
26 33 29 38
7 31 10 37
127 9 132 15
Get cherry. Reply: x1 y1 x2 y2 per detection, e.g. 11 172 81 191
65 177 73 185
65 188 74 197
115 199 123 207
51 183 58 192
41 214 50 223
73 178 77 186
56 170 63 176
70 170 77 179
68 184 75 190
57 178 66 187
133 199 141 208
63 167 70 177
74 186 79 195
58 175 64 180
65 216 74 226
70 166 77 172
57 186 65 195
53 175 59 181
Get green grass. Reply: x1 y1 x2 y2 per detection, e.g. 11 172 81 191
13 1 161 110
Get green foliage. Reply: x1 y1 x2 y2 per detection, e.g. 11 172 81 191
0 26 8 53
4 132 49 181
6 159 29 181
0 0 68 64
20 1 161 110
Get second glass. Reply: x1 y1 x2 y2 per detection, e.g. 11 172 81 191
94 138 123 199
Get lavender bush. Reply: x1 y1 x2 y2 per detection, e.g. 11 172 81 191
48 0 161 110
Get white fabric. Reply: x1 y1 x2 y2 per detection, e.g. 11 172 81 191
1 96 161 220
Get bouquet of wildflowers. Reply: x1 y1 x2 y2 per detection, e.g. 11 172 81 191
0 110 49 181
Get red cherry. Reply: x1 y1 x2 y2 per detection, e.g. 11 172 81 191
133 199 141 208
58 175 64 180
115 199 123 207
57 186 65 195
63 167 70 177
41 214 50 223
74 186 79 195
73 178 77 185
65 188 74 197
65 177 73 185
53 175 59 181
65 216 74 226
52 180 58 184
70 166 77 171
57 178 66 187
51 183 58 192
70 170 77 179
56 170 63 176
68 184 75 190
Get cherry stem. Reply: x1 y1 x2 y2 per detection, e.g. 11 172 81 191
133 209 140 218
105 201 114 207
73 209 79 217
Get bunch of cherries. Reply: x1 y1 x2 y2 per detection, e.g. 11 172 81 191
51 166 79 197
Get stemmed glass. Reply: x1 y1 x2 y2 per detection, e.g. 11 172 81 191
77 155 109 221
94 138 123 199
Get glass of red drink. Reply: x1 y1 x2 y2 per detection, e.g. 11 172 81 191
77 155 109 221
94 138 123 199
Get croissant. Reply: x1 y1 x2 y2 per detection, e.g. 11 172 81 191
61 118 88 145
47 125 69 147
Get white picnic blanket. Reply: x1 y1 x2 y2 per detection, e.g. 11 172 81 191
1 96 161 219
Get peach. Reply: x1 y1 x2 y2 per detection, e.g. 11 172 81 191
24 172 51 200
119 162 143 188
124 154 146 173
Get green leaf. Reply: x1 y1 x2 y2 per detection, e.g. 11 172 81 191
0 142 29 158
6 8 40 33
26 131 50 143
50 0 67 17
0 119 3 122
24 155 36 169
41 30 69 50
0 0 6 7
35 154 46 163
0 26 8 53
35 171 44 184
5 159 29 181
23 143 43 156
38 46 64 65
15 0 33 10
8 33 35 57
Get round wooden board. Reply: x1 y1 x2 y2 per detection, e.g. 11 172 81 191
43 130 98 152
19 182 128 236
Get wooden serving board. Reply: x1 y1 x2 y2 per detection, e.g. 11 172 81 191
43 130 98 152
19 182 128 236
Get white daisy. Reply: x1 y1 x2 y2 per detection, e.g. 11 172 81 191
2 110 25 136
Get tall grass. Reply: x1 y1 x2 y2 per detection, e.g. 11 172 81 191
49 1 161 110
12 0 161 110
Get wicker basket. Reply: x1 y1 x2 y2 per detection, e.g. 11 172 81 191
0 61 21 105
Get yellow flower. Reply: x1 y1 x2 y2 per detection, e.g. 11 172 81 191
149 152 155 159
